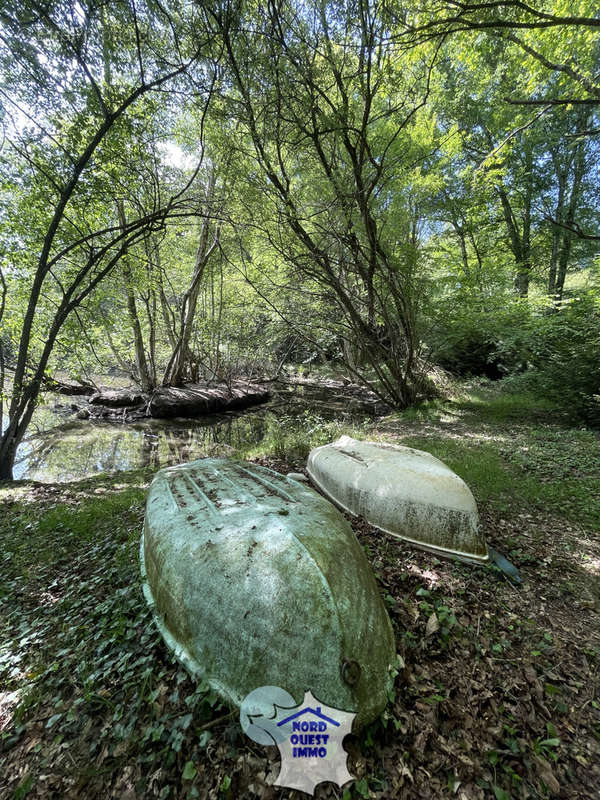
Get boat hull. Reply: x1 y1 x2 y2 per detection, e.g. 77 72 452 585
141 458 396 729
307 436 489 565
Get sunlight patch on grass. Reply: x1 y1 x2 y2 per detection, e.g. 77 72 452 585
0 690 20 733
451 388 563 424
399 434 599 529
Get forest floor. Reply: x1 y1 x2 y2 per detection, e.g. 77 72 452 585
1 383 599 800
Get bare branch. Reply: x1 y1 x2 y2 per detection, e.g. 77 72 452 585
545 216 600 241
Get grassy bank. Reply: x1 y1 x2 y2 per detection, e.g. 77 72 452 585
247 384 600 530
1 384 599 799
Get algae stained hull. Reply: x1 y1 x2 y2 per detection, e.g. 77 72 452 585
307 436 489 565
140 458 396 729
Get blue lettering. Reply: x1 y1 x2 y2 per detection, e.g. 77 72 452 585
292 722 301 732
318 722 326 732
294 734 318 745
292 746 328 758
301 721 309 732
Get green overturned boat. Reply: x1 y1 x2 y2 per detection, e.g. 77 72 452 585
141 458 396 729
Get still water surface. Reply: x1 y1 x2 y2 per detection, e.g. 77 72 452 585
12 383 364 483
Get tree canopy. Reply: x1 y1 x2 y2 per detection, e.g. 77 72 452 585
0 0 599 479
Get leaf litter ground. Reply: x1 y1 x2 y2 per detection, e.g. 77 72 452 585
1 395 599 800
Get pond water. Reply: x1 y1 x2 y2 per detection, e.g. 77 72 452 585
11 382 368 483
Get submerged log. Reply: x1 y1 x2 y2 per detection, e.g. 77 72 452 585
148 382 270 418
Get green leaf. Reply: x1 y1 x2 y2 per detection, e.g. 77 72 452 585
540 738 560 748
220 775 231 792
198 730 212 748
355 777 370 798
13 774 34 800
182 761 197 780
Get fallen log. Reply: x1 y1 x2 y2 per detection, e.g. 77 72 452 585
44 377 97 396
72 403 148 422
148 382 270 418
89 389 146 408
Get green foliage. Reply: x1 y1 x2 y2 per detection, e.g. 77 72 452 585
428 303 528 379
427 281 600 425
241 411 370 463
501 291 600 424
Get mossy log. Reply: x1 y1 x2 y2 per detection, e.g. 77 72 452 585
148 382 270 418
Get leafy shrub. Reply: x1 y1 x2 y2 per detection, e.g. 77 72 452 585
428 280 600 423
427 300 530 379
501 291 600 425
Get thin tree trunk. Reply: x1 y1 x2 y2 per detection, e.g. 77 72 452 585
555 134 586 301
162 171 220 386
548 164 566 297
117 201 153 392
0 263 6 440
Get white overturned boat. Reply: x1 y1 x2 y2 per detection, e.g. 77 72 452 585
307 436 490 565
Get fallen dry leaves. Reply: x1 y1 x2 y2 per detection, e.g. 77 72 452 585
1 453 599 800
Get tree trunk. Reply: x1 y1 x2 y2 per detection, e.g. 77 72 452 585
548 163 566 297
0 264 6 441
0 437 17 481
117 201 153 392
162 171 220 387
0 382 40 481
555 133 586 301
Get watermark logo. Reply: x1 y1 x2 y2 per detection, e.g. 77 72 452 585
240 686 355 795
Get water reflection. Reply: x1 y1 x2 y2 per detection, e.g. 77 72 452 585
12 383 365 483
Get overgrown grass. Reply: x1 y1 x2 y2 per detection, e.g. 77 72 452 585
239 410 372 462
378 385 565 426
241 385 600 531
453 387 564 423
400 434 599 530
1 471 153 576
396 387 599 528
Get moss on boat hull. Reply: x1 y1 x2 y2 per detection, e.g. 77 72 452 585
141 458 396 729
308 436 489 565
